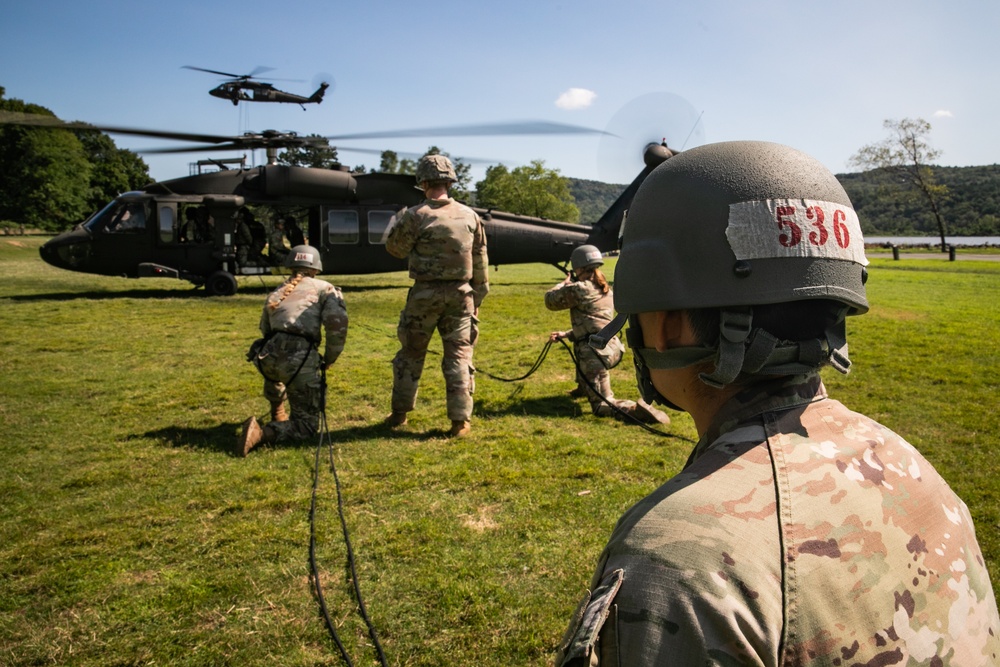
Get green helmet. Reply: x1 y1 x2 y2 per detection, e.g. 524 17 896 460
606 141 870 394
415 154 457 186
285 245 323 272
570 244 604 271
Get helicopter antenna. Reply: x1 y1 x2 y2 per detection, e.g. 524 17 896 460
680 110 705 150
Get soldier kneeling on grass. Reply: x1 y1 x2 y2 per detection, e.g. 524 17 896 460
238 245 348 456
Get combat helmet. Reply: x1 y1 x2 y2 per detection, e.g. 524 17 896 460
285 245 323 272
415 154 457 187
599 141 870 399
570 244 604 271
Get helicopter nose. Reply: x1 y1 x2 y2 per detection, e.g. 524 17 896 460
40 229 92 271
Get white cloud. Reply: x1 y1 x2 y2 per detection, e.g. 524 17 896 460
933 110 954 118
555 88 597 110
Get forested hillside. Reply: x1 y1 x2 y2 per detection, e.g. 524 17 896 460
568 178 629 223
569 164 1000 235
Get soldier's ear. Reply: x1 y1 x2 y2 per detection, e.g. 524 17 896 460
641 311 693 352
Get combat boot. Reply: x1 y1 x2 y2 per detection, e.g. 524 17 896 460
270 401 288 422
633 399 670 425
449 420 471 437
236 417 276 457
386 411 408 428
615 400 671 425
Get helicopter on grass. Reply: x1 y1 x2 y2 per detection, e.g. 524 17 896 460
183 66 329 108
2 114 675 296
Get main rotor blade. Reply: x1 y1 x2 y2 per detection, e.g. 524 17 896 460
182 65 243 78
0 112 246 144
138 143 248 154
248 66 277 78
325 120 616 141
335 145 497 165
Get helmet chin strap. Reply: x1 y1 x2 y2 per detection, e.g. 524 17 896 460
592 308 853 409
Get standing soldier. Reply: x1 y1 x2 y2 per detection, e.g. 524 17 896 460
556 141 1000 665
285 216 306 247
385 154 488 437
545 244 668 424
238 245 348 456
269 218 290 266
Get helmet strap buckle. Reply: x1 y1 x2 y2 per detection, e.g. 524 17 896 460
700 307 752 388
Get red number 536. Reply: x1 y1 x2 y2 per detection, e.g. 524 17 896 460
776 205 851 249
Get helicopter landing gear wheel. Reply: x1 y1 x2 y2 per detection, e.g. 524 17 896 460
205 270 238 296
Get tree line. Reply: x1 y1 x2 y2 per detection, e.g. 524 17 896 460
0 87 150 232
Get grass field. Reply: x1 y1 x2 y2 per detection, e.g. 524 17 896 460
1 237 998 666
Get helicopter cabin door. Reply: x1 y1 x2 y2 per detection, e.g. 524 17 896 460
152 202 219 278
320 206 407 274
83 198 155 278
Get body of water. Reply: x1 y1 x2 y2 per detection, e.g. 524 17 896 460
866 236 999 246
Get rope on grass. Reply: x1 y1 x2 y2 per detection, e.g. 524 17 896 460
309 365 389 667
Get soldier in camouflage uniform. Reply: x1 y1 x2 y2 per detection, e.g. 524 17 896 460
269 218 290 266
237 245 348 456
546 244 668 424
557 141 1000 665
385 154 489 437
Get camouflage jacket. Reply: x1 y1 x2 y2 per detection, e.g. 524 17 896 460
259 276 348 364
385 197 489 307
544 279 614 341
557 374 1000 666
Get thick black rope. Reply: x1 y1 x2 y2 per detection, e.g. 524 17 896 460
554 339 677 437
477 339 555 382
479 338 681 438
309 365 389 667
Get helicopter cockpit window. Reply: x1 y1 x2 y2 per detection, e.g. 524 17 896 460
105 201 148 234
368 210 398 245
85 200 148 234
327 210 359 244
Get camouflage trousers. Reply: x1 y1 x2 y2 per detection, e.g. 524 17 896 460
575 341 617 417
392 280 478 422
256 334 323 442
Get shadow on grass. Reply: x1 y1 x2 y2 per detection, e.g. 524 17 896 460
140 416 450 457
9 287 210 301
8 279 407 302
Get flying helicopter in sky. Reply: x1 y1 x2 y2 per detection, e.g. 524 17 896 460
183 66 329 108
1 113 675 296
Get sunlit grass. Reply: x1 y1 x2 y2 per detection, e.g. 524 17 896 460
1 237 998 666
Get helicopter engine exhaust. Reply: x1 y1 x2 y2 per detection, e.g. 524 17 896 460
260 166 357 200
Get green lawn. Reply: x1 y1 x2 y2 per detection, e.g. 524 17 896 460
1 237 997 666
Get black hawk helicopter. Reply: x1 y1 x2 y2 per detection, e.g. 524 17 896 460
2 113 675 296
183 66 329 108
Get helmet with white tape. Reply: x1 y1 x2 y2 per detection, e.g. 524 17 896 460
285 245 323 272
570 244 604 271
606 141 869 395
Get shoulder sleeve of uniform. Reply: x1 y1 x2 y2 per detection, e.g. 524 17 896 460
385 207 418 259
556 568 624 667
545 282 580 311
320 285 348 363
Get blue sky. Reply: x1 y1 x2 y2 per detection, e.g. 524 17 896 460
2 0 997 185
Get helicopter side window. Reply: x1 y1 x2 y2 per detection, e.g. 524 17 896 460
159 206 176 244
368 210 400 245
327 210 359 245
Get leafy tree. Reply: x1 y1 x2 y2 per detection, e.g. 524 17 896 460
74 129 150 215
850 118 950 250
0 88 92 231
278 135 339 168
475 160 580 222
